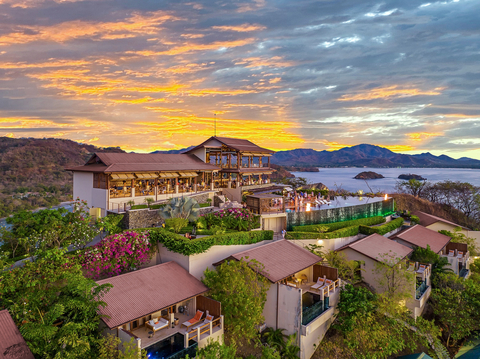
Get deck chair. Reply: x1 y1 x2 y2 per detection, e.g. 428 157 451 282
448 250 455 256
311 276 326 290
182 310 204 330
406 262 415 271
192 314 214 330
416 264 427 274
457 251 464 258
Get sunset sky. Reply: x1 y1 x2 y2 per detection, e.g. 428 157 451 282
0 0 479 158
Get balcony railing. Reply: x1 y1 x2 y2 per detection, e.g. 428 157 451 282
460 268 469 278
415 281 428 300
167 342 198 359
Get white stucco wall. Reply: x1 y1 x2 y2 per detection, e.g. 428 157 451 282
263 284 278 329
92 188 108 213
190 147 206 162
277 284 302 337
340 248 383 293
73 172 93 208
289 233 365 253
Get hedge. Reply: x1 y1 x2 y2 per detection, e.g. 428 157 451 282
410 215 420 225
286 225 360 240
358 218 404 236
148 228 273 256
292 216 386 233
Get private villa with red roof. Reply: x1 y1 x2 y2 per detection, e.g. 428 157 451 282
215 240 341 359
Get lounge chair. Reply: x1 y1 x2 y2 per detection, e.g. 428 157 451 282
192 314 214 330
406 262 415 271
145 317 169 334
416 264 427 274
182 310 204 330
457 251 464 258
311 276 326 290
448 250 455 256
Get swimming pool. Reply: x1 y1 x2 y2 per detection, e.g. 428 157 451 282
285 196 384 212
145 333 196 359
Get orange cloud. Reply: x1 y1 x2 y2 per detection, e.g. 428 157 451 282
0 11 180 45
234 56 294 68
212 24 266 32
407 132 443 141
337 85 445 102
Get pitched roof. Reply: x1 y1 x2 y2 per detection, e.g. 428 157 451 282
215 240 321 283
185 136 275 154
390 224 451 254
96 262 209 329
67 153 220 173
0 310 35 359
412 211 468 230
337 233 413 265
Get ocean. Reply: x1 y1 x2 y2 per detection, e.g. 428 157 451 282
290 167 480 193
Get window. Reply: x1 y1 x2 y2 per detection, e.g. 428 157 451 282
93 173 107 189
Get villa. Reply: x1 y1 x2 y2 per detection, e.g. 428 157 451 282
337 233 432 319
96 261 224 358
214 239 341 359
67 136 276 215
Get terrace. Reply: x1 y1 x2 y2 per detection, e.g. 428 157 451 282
440 242 470 277
405 261 432 317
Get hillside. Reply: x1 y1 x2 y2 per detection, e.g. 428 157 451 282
271 144 480 168
0 137 124 217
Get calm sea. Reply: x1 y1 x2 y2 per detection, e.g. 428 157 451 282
291 167 480 193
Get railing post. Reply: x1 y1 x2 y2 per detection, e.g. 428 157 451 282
197 327 201 341
209 321 213 335
184 331 189 348
221 315 224 329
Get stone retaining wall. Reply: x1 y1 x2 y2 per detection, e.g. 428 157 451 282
122 209 165 229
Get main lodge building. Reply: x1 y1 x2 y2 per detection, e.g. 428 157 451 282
67 136 276 213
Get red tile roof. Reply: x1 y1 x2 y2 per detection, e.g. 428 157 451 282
390 224 451 254
67 153 220 173
185 136 275 154
96 262 209 329
337 233 413 265
0 310 35 359
412 211 468 230
216 240 321 283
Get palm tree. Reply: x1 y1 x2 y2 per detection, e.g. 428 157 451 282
263 328 287 351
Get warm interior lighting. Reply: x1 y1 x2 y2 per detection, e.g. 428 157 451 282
384 194 388 200
306 203 311 212
317 239 323 245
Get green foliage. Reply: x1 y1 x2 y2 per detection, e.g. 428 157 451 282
150 203 167 209
323 251 360 282
0 248 112 359
160 196 200 221
98 335 148 359
305 244 324 258
439 227 478 256
358 217 404 236
130 204 148 210
430 275 480 347
411 245 453 280
286 225 360 240
282 333 300 359
471 258 480 274
202 208 260 231
334 284 376 334
395 178 428 197
194 339 238 359
96 214 124 236
165 217 189 233
148 228 273 255
144 197 154 206
292 216 385 232
202 259 270 344
263 328 287 351
410 215 420 225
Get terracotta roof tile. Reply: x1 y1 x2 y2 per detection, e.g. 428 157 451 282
338 233 413 265
185 136 274 154
219 240 321 283
390 224 451 253
96 262 209 329
412 211 468 230
0 310 35 359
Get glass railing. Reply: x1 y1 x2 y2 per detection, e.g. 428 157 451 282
302 299 327 325
167 342 198 359
460 268 469 278
415 281 428 299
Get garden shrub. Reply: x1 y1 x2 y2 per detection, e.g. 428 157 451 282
80 231 152 279
130 204 148 210
149 228 273 255
202 208 259 231
359 218 404 236
292 216 385 233
165 218 188 233
286 225 360 239
410 215 420 225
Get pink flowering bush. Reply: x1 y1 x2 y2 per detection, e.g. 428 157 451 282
80 231 152 279
201 208 259 231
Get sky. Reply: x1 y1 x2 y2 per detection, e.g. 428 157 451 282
0 0 479 158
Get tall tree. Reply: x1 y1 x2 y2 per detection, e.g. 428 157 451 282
202 258 269 344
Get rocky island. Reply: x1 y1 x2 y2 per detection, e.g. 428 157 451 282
354 171 385 180
398 173 427 180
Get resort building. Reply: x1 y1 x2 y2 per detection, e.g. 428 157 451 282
0 309 35 359
215 240 341 359
337 233 431 319
389 225 452 255
97 261 224 358
67 136 276 214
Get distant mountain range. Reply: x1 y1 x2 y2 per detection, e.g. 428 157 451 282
153 143 480 168
270 144 480 168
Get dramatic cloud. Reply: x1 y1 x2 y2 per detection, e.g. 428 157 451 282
0 0 479 158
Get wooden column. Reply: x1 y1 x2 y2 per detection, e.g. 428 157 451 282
268 157 270 168
155 178 158 201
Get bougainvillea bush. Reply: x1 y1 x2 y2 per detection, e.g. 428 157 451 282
80 231 152 279
201 208 260 231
